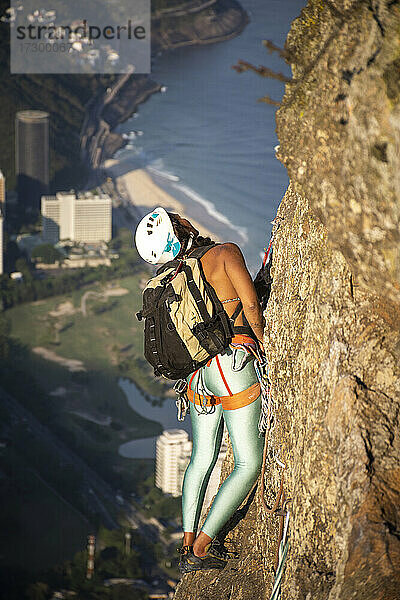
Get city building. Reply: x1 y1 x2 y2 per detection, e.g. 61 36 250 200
155 426 229 518
155 430 193 497
15 110 49 211
41 191 112 244
0 170 5 216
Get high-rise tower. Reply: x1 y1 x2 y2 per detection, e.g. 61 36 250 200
15 110 49 212
155 429 192 497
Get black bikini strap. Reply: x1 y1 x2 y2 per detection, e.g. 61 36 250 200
229 301 243 326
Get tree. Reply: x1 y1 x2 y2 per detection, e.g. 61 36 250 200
25 582 49 600
15 257 31 274
0 312 11 360
31 243 63 264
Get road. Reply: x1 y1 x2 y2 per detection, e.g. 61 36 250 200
81 67 135 176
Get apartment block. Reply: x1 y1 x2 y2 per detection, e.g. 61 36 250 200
41 191 112 244
155 430 193 498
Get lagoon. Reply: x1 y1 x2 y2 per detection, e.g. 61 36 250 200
118 378 191 459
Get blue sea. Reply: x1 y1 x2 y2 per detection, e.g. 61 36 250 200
115 0 305 272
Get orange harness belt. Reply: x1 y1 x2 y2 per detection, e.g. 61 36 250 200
187 382 261 411
187 334 260 410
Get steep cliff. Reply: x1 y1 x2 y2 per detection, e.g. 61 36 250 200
174 1 400 599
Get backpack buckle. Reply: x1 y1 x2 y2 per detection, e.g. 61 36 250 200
165 293 181 311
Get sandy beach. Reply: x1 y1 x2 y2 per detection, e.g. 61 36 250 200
104 159 219 241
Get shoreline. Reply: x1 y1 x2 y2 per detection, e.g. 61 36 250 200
81 0 249 241
81 0 248 172
104 159 220 241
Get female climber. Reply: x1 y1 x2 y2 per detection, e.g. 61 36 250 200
135 208 264 572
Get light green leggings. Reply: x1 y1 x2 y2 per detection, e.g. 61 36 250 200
182 348 264 538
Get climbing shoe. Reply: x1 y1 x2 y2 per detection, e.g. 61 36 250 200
178 543 227 573
207 537 239 561
177 545 194 574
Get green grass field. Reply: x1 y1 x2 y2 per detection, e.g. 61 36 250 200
7 271 170 394
5 272 171 492
9 275 150 378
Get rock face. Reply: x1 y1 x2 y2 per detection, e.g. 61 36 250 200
174 1 400 599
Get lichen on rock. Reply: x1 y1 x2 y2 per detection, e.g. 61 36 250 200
174 1 400 599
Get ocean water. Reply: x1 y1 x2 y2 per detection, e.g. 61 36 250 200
115 0 306 272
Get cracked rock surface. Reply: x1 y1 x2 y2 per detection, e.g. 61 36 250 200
174 1 400 598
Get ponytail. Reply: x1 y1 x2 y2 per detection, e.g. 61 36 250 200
193 234 214 248
168 212 215 256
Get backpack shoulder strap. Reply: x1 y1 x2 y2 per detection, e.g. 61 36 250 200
185 243 218 261
156 258 181 276
155 244 217 275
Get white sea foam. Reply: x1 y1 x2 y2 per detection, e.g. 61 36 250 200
147 162 180 182
145 162 248 242
170 181 248 243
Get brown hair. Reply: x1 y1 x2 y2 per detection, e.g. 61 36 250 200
168 213 214 256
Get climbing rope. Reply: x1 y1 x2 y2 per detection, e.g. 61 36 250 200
255 216 291 599
269 505 290 600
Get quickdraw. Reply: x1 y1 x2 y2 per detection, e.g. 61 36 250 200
174 379 190 421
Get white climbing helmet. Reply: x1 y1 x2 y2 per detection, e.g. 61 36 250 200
134 206 181 264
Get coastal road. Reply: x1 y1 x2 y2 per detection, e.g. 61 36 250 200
82 67 135 177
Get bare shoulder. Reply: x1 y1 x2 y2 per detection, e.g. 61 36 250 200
204 242 243 263
201 243 245 275
217 242 244 262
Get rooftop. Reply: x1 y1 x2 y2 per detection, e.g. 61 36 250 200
159 429 189 442
16 110 50 121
